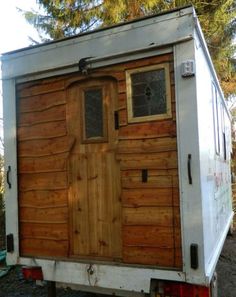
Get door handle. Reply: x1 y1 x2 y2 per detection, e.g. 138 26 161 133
187 154 192 185
6 166 12 189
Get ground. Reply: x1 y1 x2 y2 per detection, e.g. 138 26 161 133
0 233 235 297
216 233 236 297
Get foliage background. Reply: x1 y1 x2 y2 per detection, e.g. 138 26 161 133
22 0 236 98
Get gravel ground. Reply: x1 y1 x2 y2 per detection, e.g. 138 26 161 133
216 233 236 297
0 234 235 297
0 265 90 297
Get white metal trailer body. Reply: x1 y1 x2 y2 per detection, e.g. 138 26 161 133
1 5 233 295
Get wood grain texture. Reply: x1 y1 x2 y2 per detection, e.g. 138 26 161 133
118 151 178 170
20 238 68 258
19 190 67 208
118 109 128 127
118 137 177 154
123 206 180 226
118 54 173 75
123 226 181 248
121 168 178 177
18 105 66 126
123 246 180 267
18 91 66 112
67 79 122 260
20 206 68 223
122 175 179 189
119 121 176 139
20 222 68 240
17 121 67 141
18 136 75 157
17 80 65 98
19 172 67 191
18 154 68 173
122 188 179 207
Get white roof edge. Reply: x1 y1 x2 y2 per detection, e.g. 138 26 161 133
1 5 194 60
1 6 195 80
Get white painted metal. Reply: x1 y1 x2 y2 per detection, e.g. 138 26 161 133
15 47 173 84
2 79 19 264
19 257 185 294
174 39 206 285
174 15 233 286
193 27 233 282
1 5 233 294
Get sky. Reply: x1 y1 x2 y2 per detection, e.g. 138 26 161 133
0 1 41 138
0 0 40 54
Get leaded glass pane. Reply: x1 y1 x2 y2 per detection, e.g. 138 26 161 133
131 68 167 118
84 89 103 139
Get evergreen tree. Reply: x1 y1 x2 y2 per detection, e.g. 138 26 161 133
22 0 236 97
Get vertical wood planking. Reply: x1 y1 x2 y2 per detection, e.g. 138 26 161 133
67 79 122 260
69 153 90 256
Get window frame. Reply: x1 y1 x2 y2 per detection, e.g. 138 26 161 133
126 63 172 123
212 82 220 155
221 105 227 161
81 85 108 143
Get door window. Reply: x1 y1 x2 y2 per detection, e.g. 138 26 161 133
82 87 107 142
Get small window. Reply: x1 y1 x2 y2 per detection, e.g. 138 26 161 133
223 132 227 161
212 83 220 154
126 64 172 123
221 107 228 161
82 87 107 142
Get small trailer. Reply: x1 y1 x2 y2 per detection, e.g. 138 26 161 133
1 5 233 297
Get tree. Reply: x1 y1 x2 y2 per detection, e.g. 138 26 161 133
22 0 236 97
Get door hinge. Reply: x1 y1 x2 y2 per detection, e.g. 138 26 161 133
114 111 119 130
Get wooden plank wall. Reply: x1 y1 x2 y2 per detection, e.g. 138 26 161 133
17 52 182 269
115 54 182 268
17 79 73 257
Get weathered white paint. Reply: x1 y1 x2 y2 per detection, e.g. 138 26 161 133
20 257 185 293
193 26 233 282
2 78 19 264
174 38 205 285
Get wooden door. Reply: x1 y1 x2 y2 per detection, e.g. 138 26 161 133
67 78 121 260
